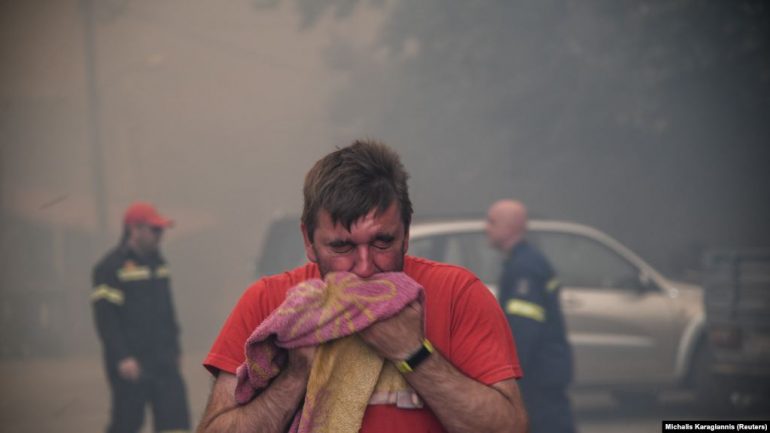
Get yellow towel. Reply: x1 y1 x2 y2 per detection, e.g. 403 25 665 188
294 335 417 433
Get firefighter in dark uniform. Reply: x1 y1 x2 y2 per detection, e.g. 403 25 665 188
486 199 576 433
92 202 190 433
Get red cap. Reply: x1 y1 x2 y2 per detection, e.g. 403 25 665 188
123 202 174 228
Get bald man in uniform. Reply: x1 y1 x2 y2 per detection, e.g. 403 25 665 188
486 200 576 433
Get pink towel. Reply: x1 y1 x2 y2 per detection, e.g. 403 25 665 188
234 271 423 404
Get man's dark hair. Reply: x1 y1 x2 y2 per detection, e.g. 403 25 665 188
302 139 413 242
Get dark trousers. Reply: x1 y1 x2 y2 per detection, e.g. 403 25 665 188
520 382 576 433
105 359 190 433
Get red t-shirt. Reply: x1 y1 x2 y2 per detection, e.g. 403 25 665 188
204 255 522 433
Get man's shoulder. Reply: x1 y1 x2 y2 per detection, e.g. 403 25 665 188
509 241 553 275
518 240 550 261
93 246 126 273
405 255 480 288
405 254 472 273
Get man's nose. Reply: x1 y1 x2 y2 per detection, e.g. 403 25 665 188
351 245 376 278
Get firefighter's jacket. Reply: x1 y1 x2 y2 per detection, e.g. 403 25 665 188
497 240 573 388
91 245 181 366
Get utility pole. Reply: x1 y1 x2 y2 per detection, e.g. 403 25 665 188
80 0 108 249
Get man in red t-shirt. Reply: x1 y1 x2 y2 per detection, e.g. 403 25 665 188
197 140 528 433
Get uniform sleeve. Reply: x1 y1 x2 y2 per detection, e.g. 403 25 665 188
448 277 523 385
497 264 549 368
91 262 132 362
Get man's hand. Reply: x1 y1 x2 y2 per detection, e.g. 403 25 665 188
196 346 317 433
359 301 424 360
359 300 526 433
118 357 141 381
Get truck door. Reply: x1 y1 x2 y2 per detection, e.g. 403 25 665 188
530 231 679 387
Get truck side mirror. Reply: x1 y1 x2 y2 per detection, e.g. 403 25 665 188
637 272 659 293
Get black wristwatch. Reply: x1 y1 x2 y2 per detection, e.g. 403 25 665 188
395 339 435 373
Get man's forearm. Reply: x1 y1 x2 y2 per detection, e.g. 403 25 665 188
358 299 526 433
197 368 308 433
404 351 526 433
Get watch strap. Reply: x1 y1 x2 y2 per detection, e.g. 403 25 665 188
395 339 434 373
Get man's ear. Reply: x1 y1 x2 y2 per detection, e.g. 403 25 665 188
300 223 318 263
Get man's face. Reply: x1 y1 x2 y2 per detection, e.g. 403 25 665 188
485 211 510 251
302 202 408 278
130 224 164 255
